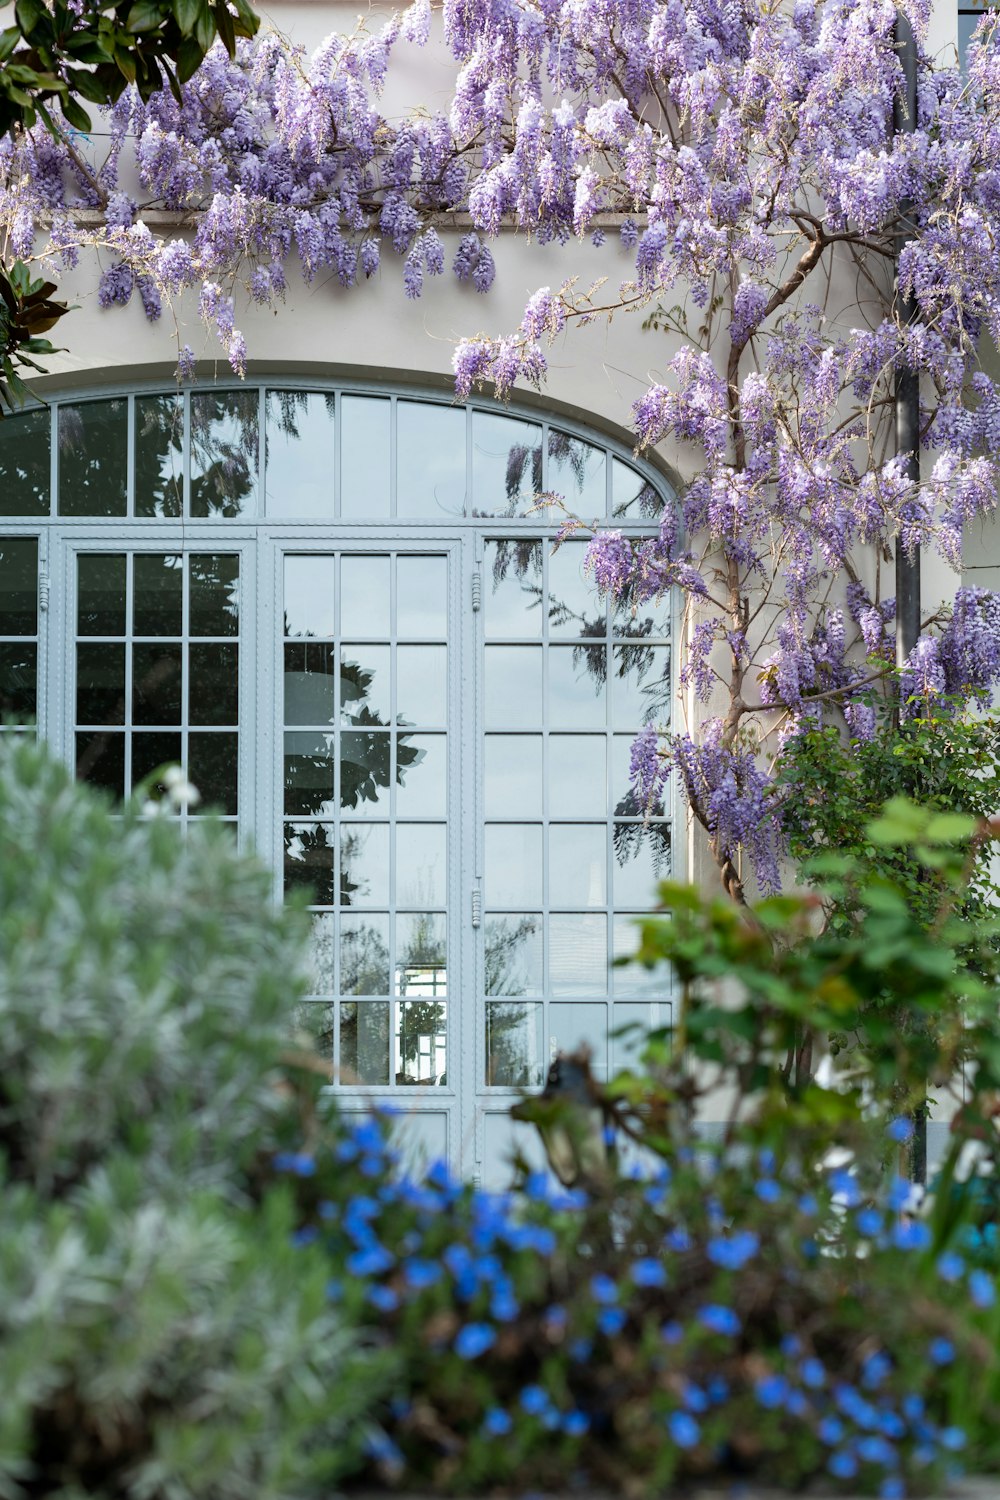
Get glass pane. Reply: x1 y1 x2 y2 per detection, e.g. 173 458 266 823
612 1001 673 1071
340 914 390 994
485 734 543 818
613 644 671 727
613 915 673 997
396 913 447 996
340 555 389 638
190 643 238 726
340 822 390 906
396 822 446 906
0 538 37 635
549 1003 608 1076
548 542 604 639
472 412 543 516
484 646 542 728
340 729 392 814
284 555 335 639
188 732 238 814
284 643 336 726
0 406 49 516
58 400 127 516
76 643 125 724
132 731 182 792
284 821 336 905
292 1001 334 1069
285 731 336 816
548 736 606 818
397 401 466 517
133 643 182 725
547 431 606 514
78 553 125 638
134 554 183 636
76 731 125 797
341 1001 391 1084
549 824 606 907
341 645 390 725
550 913 608 995
613 821 671 906
310 913 337 992
397 556 447 639
190 555 239 637
485 913 542 995
190 390 258 518
341 396 390 518
0 643 36 718
484 541 543 638
396 646 446 726
486 824 542 907
135 394 183 518
549 644 606 727
395 733 446 816
397 999 448 1085
265 390 336 517
612 733 664 818
612 457 663 520
486 1001 543 1087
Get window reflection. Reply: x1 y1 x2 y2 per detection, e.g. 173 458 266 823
59 401 127 517
190 391 258 518
472 412 543 516
485 914 542 995
136 395 183 518
265 390 335 517
486 1001 543 1086
0 406 49 516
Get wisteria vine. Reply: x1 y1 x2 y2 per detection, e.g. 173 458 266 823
3 0 1000 897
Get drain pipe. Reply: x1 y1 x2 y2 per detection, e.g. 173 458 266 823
893 8 927 1187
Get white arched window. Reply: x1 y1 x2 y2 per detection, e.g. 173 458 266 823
0 381 676 1180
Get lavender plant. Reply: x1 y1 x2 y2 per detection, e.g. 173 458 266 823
3 0 1000 896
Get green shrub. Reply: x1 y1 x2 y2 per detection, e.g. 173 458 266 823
0 738 387 1500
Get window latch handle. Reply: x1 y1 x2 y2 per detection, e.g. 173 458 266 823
471 887 482 928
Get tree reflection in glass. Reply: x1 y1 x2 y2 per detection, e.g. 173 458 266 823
190 391 258 518
395 912 446 1085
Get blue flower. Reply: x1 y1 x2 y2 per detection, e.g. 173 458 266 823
828 1451 858 1480
359 1155 383 1178
363 1431 402 1465
940 1426 967 1451
862 1352 892 1388
929 1337 955 1366
697 1304 741 1337
798 1193 818 1216
682 1382 709 1413
660 1320 683 1345
780 1334 802 1357
800 1357 826 1389
755 1375 788 1409
367 1284 399 1312
631 1258 667 1288
590 1274 618 1303
902 1394 925 1422
818 1416 844 1445
755 1178 781 1203
886 1176 912 1211
347 1244 394 1276
273 1150 316 1176
969 1269 996 1308
562 1410 590 1436
706 1376 729 1404
891 1221 931 1251
404 1259 442 1290
828 1169 862 1207
544 1304 567 1330
291 1226 318 1248
569 1338 593 1362
879 1411 906 1440
706 1230 759 1270
483 1407 512 1437
667 1410 700 1449
857 1435 897 1467
490 1291 520 1322
664 1227 692 1253
524 1171 551 1201
888 1117 914 1143
598 1306 626 1336
879 1480 906 1499
936 1251 965 1282
326 1278 342 1302
520 1384 549 1416
856 1208 883 1237
455 1322 496 1359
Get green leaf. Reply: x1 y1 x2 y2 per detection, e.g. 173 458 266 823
126 0 164 30
193 0 213 53
72 68 111 103
59 92 91 131
14 0 45 35
174 32 202 80
922 811 976 844
172 0 199 35
0 24 21 60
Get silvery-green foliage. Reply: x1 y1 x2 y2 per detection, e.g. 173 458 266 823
0 738 388 1499
0 735 310 1199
